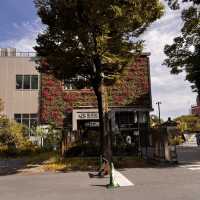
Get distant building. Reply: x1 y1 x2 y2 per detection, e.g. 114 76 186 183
0 47 154 154
0 48 39 135
191 95 200 116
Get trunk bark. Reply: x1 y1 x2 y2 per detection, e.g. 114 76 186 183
94 84 112 162
94 86 105 157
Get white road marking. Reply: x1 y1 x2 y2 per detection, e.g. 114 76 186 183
113 169 134 187
188 167 200 171
179 163 200 171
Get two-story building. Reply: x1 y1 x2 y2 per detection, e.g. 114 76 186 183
0 48 153 154
39 53 153 153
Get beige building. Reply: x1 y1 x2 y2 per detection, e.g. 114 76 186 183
0 48 39 131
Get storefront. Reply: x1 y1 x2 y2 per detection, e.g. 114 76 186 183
70 107 151 154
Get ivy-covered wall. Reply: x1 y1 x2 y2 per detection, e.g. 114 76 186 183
39 55 152 127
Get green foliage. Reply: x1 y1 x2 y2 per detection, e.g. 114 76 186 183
64 143 137 157
34 0 163 156
35 125 62 150
0 115 38 156
34 0 163 86
150 114 164 127
164 4 200 95
175 115 200 132
165 0 200 10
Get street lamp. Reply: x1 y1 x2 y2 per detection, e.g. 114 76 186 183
156 101 162 124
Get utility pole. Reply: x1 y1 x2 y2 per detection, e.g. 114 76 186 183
156 101 162 124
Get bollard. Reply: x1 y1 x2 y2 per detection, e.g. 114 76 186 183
107 162 119 189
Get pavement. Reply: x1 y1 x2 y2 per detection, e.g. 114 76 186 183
0 146 200 200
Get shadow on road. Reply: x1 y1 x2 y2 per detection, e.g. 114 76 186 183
0 158 44 176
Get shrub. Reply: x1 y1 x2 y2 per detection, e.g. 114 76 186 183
64 143 138 157
0 115 39 157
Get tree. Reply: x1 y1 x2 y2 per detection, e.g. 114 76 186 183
34 0 163 161
165 0 200 10
164 1 200 95
150 114 164 127
175 115 200 132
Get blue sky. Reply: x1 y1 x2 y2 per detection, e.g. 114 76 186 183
0 0 37 41
0 0 197 120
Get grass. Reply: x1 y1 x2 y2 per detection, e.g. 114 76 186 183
41 155 146 172
0 150 148 173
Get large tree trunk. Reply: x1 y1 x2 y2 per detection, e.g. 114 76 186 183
94 84 112 162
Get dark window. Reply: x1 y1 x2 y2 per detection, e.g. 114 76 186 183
64 76 89 90
14 114 22 123
115 111 138 129
16 75 23 89
31 75 38 89
16 75 39 90
23 75 31 89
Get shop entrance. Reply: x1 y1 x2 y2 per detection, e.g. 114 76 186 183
77 120 100 145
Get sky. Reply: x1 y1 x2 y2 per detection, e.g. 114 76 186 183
0 0 197 120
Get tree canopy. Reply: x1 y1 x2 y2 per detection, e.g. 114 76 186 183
34 0 163 84
175 115 200 132
165 0 200 9
34 0 164 159
164 3 200 95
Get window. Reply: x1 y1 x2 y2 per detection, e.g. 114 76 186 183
16 75 23 89
115 111 138 129
14 113 38 136
64 76 89 90
31 75 39 89
24 75 31 89
16 75 39 90
138 112 148 123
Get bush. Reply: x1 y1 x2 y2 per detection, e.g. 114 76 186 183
65 144 99 157
0 115 40 157
64 143 138 157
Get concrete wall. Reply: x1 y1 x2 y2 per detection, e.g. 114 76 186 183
0 56 39 119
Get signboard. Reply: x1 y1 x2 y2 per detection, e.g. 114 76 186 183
84 121 99 127
77 112 99 120
72 109 99 131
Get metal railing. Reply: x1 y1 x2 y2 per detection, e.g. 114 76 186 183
0 52 36 57
15 52 36 57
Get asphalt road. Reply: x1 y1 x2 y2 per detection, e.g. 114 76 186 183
0 147 199 200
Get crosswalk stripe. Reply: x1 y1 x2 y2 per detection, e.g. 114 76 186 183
188 167 200 170
179 163 200 171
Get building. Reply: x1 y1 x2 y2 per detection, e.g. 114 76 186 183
191 95 200 116
39 53 153 153
0 48 153 154
0 48 39 138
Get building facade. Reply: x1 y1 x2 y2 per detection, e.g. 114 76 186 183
0 48 153 153
39 53 153 151
0 48 39 134
191 95 200 116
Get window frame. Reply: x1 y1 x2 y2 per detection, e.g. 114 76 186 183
14 113 38 136
16 74 39 90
